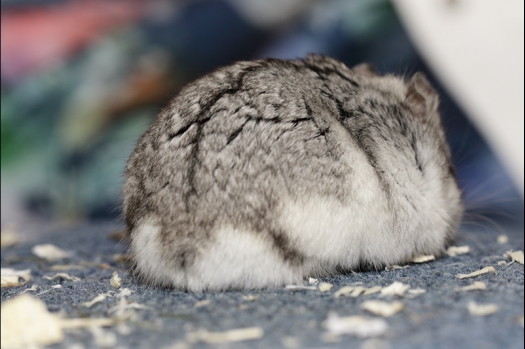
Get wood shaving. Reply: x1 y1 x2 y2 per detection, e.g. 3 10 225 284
318 282 333 292
497 235 508 244
334 286 366 298
281 336 299 348
405 288 426 298
308 277 319 285
455 281 487 292
1 268 31 287
285 285 317 290
195 299 211 308
31 244 72 261
1 294 64 348
504 250 524 264
380 282 410 296
334 286 355 298
50 264 86 271
113 254 132 265
497 261 507 266
323 312 388 337
43 273 81 282
243 295 259 301
407 288 426 295
385 265 408 271
36 285 63 296
110 271 122 288
90 326 117 348
361 300 404 317
0 228 20 248
108 301 151 314
187 327 264 344
467 302 498 316
363 286 383 295
108 230 128 241
411 254 435 263
81 293 113 308
456 266 498 279
22 285 39 293
446 246 470 257
79 261 111 269
335 285 381 298
117 288 132 298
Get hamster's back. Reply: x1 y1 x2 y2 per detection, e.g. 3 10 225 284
123 54 463 291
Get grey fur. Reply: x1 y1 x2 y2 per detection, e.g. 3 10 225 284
123 54 463 290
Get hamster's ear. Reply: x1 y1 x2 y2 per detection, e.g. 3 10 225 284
406 72 439 118
352 63 378 77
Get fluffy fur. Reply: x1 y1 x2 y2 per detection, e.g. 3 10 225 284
123 54 463 291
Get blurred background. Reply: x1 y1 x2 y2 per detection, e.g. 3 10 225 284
1 0 523 234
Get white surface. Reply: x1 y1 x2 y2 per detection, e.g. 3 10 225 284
392 0 524 196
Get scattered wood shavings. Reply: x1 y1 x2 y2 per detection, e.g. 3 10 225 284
117 288 132 298
43 273 81 282
361 300 404 317
456 266 497 279
285 285 317 290
455 281 487 292
1 294 64 348
81 293 113 308
31 244 72 261
334 286 354 298
446 245 470 257
50 264 86 271
22 285 39 294
90 326 117 348
319 282 333 292
411 254 435 263
108 230 128 242
334 286 367 298
108 300 151 314
467 302 498 316
363 286 383 295
110 271 122 288
281 336 299 348
381 282 410 296
497 261 507 266
195 300 211 308
385 265 408 271
497 235 508 244
186 327 264 344
504 250 524 264
79 261 111 269
243 295 259 301
335 285 381 298
0 228 20 248
35 285 63 296
1 268 31 287
323 312 388 337
406 288 426 298
114 253 132 265
308 277 319 285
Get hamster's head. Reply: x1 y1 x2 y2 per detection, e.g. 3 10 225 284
353 67 464 243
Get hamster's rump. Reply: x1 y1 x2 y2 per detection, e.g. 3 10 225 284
123 54 463 291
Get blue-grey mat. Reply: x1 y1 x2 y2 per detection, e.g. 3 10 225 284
1 222 523 349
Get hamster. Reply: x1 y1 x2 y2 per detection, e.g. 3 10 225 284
123 54 463 291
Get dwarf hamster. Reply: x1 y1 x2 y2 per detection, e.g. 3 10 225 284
123 54 463 291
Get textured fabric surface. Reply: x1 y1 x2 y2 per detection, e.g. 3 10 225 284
1 222 523 349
